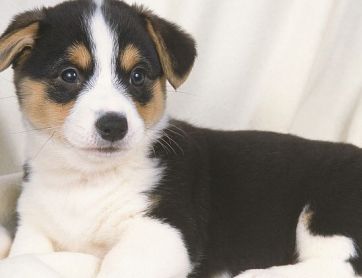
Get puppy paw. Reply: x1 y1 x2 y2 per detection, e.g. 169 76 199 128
236 269 288 278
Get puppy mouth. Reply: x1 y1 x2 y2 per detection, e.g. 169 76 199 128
62 134 134 157
82 146 122 154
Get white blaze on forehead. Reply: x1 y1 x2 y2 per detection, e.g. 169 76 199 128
90 7 116 85
84 7 136 115
93 0 104 8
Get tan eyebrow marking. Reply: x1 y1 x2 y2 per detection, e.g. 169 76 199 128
120 44 141 71
67 43 92 70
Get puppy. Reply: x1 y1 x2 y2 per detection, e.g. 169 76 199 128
1 0 362 277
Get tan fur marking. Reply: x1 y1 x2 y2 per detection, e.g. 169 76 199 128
136 77 166 127
120 44 141 71
301 208 313 227
68 43 92 70
0 23 39 72
145 20 187 89
19 78 75 135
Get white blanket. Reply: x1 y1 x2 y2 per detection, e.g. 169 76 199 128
0 253 99 278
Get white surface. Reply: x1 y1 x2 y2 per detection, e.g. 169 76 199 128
0 252 100 278
1 0 362 175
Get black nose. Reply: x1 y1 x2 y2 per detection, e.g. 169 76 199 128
95 113 128 142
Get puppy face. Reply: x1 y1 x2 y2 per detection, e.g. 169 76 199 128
0 0 196 158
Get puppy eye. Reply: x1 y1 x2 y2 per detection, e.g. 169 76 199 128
61 68 79 83
130 68 146 87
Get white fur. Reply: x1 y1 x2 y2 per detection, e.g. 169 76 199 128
236 207 359 278
10 144 163 257
93 0 104 7
296 207 357 262
97 218 192 278
10 6 191 278
212 272 232 278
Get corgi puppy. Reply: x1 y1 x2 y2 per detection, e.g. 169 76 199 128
1 1 362 277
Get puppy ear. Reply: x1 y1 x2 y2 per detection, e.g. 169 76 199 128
0 9 45 72
136 6 197 89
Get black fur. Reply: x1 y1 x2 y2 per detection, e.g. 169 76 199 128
132 4 197 88
0 9 45 38
22 162 31 182
149 120 362 277
145 14 197 79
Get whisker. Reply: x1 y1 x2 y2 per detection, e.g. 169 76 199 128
165 128 186 139
167 123 188 137
160 137 178 155
166 90 198 97
32 131 56 161
146 126 186 155
163 132 184 155
157 138 171 155
56 137 75 151
0 96 18 100
9 126 61 135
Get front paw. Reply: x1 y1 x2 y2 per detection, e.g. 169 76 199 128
236 269 288 278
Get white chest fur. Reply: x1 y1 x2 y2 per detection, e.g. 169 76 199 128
16 155 163 258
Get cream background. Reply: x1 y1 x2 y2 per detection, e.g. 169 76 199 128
1 0 362 176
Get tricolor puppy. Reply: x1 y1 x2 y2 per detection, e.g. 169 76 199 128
1 0 362 277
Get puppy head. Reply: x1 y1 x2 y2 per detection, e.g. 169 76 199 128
0 0 196 160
